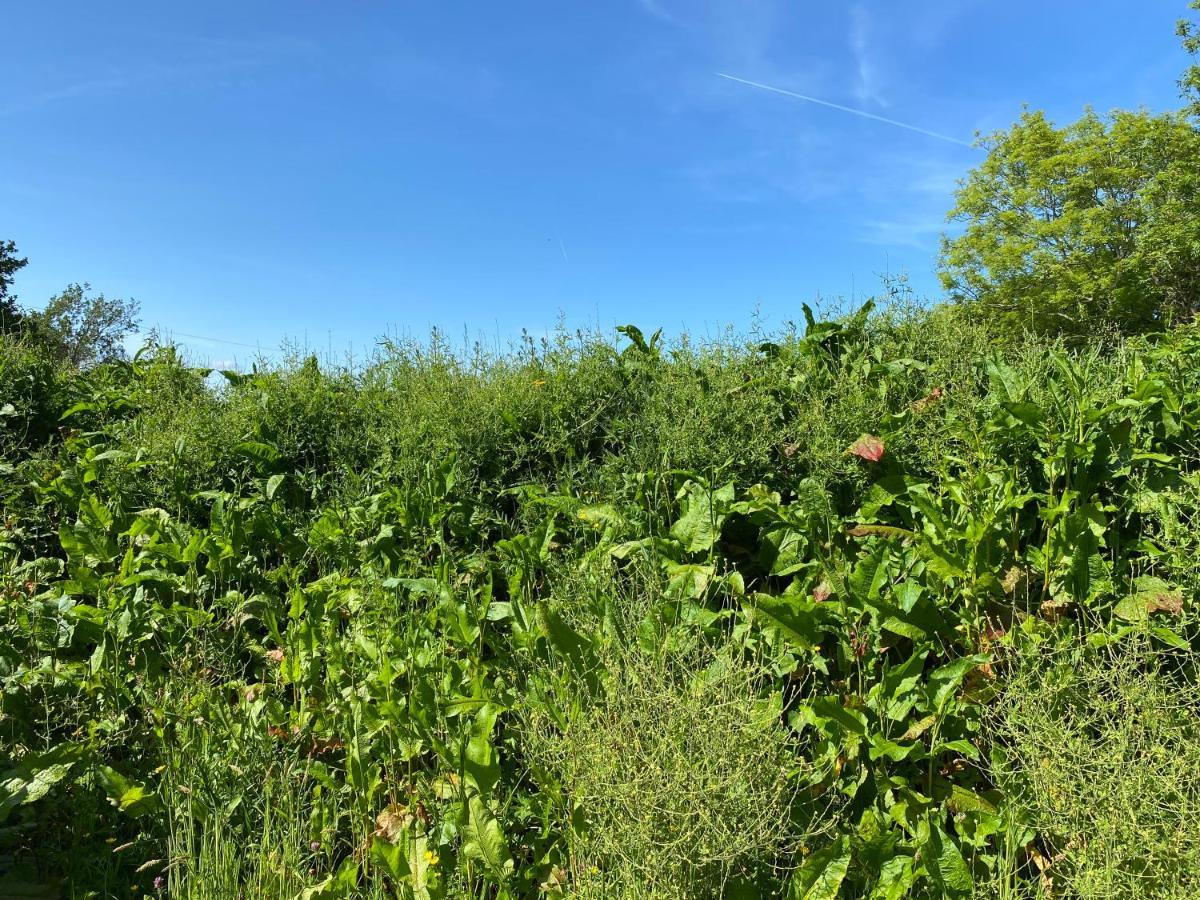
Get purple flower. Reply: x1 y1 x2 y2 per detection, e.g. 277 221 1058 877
153 874 166 892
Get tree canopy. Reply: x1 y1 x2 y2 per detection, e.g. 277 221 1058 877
938 107 1200 336
0 242 139 368
0 239 29 333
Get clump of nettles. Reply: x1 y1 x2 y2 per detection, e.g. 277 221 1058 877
529 629 808 899
991 636 1200 899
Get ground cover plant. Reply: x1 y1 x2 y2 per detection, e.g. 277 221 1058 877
2 294 1200 898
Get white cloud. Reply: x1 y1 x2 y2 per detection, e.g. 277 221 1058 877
635 0 677 24
850 5 887 108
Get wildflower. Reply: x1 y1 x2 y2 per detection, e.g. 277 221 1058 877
310 841 321 853
153 875 165 892
423 849 440 865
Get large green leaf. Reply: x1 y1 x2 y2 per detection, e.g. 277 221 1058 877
790 835 851 900
0 744 87 823
95 765 160 818
463 705 501 796
748 593 828 652
670 480 735 553
923 825 973 897
461 794 513 880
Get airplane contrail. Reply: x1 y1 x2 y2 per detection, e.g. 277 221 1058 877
715 72 974 148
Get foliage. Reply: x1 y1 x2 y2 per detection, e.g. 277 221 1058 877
2 303 1200 897
939 107 1200 336
0 238 28 334
23 283 140 368
526 602 810 899
1180 0 1200 115
991 637 1200 898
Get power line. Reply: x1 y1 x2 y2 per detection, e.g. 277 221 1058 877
159 329 269 351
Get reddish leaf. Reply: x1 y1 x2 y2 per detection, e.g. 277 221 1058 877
847 434 885 462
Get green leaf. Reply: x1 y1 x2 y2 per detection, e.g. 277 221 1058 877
461 794 513 879
804 697 869 737
923 825 973 897
463 705 501 796
95 765 160 818
670 481 734 553
869 854 915 900
0 744 87 823
232 441 281 470
791 835 850 900
926 655 989 711
266 473 286 500
748 593 828 652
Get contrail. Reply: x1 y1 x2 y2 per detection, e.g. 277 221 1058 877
715 72 973 148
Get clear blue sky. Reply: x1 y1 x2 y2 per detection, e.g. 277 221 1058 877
3 1 1190 364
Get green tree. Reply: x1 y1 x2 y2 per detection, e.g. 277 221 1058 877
1180 1 1200 115
25 283 140 368
938 107 1200 336
0 239 29 333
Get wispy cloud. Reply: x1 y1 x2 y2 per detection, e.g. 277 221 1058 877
715 72 975 147
0 36 314 118
850 5 886 108
634 0 677 24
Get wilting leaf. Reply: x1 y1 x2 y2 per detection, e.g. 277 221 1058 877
1115 576 1184 622
374 803 414 842
847 524 915 541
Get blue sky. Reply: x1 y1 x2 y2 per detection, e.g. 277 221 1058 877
2 1 1190 363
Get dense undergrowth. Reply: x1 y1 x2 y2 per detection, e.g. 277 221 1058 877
2 300 1200 898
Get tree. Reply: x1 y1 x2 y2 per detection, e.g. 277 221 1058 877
0 239 29 333
938 107 1200 336
25 283 140 368
1180 1 1200 115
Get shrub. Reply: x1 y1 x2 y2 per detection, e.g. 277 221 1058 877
0 334 71 456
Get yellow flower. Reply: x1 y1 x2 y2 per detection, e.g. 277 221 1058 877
424 849 440 865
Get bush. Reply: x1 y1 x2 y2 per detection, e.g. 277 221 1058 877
0 334 71 456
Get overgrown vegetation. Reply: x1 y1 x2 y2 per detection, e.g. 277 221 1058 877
3 6 1200 897
2 295 1200 898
